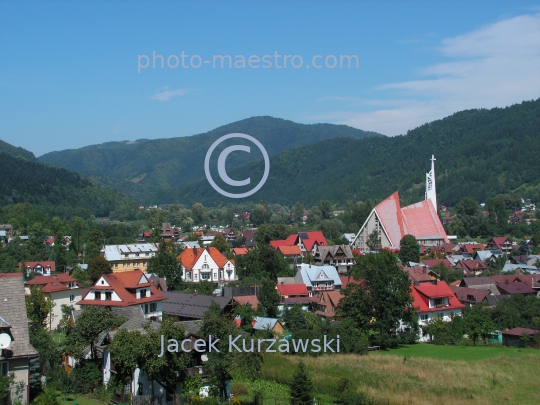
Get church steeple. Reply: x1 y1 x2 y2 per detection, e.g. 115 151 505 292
425 155 437 210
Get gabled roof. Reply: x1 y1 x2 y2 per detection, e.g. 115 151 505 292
450 286 491 304
253 317 281 331
0 273 38 359
403 266 433 283
459 244 485 254
178 247 228 270
401 199 449 242
455 260 488 274
496 281 536 295
277 284 308 296
25 273 80 293
233 247 249 256
313 291 345 317
270 234 299 249
421 259 453 269
488 237 511 249
162 292 232 319
277 245 302 256
314 245 353 261
299 231 328 251
296 264 342 288
77 270 166 307
411 281 465 313
232 295 259 309
242 229 257 242
20 261 56 272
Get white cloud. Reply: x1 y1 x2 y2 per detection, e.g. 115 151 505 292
313 13 540 136
150 88 187 102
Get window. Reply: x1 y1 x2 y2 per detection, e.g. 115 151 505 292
70 295 75 302
0 362 7 376
140 289 147 298
201 273 210 280
144 304 149 314
214 273 217 279
114 263 118 269
419 314 429 321
69 282 76 288
138 383 143 396
105 292 112 300
94 291 101 300
150 303 157 312
202 264 209 270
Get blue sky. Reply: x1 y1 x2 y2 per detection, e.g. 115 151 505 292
1 0 539 156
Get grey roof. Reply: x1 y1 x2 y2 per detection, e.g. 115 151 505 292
0 275 38 359
277 277 296 285
162 292 232 319
102 243 159 261
0 316 11 328
474 251 494 262
253 317 280 331
314 245 354 261
295 264 342 289
483 295 511 306
176 320 204 336
502 264 539 274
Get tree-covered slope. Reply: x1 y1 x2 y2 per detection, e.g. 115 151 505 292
0 139 37 161
154 99 540 207
38 116 383 191
0 152 138 218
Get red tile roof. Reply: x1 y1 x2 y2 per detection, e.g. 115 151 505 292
276 284 308 296
77 270 166 307
501 327 539 337
25 273 80 293
496 281 536 295
488 237 510 249
459 244 485 254
269 234 299 249
455 260 488 275
233 248 248 256
450 286 491 304
277 245 302 256
300 231 328 252
411 281 465 313
19 261 56 272
178 247 228 270
339 275 363 290
421 259 453 269
372 192 449 246
232 295 259 309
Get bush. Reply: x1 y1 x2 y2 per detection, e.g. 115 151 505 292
231 382 249 397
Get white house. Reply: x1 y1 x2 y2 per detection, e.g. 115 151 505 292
178 247 237 287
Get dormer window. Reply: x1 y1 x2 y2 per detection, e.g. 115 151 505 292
140 289 147 298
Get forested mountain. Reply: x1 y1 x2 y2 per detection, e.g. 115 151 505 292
0 139 37 161
153 99 540 207
0 152 138 218
39 116 383 196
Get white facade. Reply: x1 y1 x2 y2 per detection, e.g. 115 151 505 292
182 252 237 287
425 155 437 211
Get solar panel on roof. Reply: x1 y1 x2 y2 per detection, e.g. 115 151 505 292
299 233 308 240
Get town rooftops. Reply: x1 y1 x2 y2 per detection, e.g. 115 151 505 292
25 273 80 293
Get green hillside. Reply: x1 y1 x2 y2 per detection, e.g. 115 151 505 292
38 116 383 194
153 99 540 207
0 152 138 218
0 139 38 161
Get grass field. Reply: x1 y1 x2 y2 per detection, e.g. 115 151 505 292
249 345 540 405
376 343 532 361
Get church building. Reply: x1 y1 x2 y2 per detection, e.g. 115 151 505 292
352 156 449 251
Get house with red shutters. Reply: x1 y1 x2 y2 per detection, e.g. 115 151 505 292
77 270 166 321
486 237 513 254
177 247 237 287
24 273 82 330
410 280 465 342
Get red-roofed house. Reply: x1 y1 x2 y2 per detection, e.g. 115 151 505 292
233 247 249 256
77 270 166 320
453 259 488 276
276 245 303 267
486 237 512 254
351 191 449 251
24 273 81 330
312 291 344 319
421 259 453 270
177 247 237 286
270 232 328 257
232 295 259 310
410 280 465 342
276 283 309 298
20 261 56 276
458 243 485 255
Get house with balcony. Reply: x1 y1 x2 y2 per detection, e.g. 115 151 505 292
486 236 512 254
77 270 166 321
24 273 82 330
178 247 237 287
411 280 465 342
294 264 342 297
313 244 355 273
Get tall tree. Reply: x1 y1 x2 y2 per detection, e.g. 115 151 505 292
366 229 381 250
147 242 185 291
26 286 55 331
289 360 313 405
338 250 414 348
210 234 230 254
399 234 420 264
318 200 333 220
258 278 280 318
87 256 112 282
